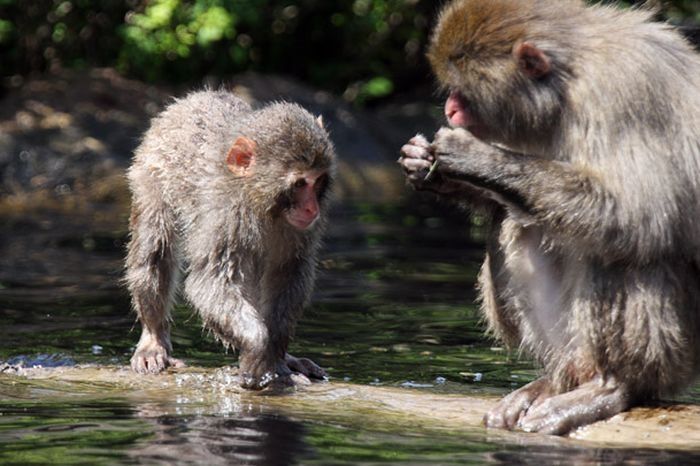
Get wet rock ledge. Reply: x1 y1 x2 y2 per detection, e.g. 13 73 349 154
2 364 699 451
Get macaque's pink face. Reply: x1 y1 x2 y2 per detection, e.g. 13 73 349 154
226 136 330 231
441 42 551 142
284 170 328 231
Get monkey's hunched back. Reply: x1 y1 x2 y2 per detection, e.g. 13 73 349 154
554 1 700 263
129 91 252 221
125 89 336 389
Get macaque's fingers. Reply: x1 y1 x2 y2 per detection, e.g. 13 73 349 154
284 353 328 380
398 134 434 175
517 381 630 435
399 142 437 187
400 143 435 162
408 133 431 149
400 156 433 173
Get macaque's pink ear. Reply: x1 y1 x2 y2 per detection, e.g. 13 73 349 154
513 41 551 79
316 115 324 129
226 136 257 176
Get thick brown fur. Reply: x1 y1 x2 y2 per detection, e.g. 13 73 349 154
125 89 336 389
400 0 700 434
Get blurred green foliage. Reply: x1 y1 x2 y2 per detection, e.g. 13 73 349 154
0 0 698 104
0 0 434 104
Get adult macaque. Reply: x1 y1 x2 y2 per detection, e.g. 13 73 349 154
400 0 700 434
125 90 336 390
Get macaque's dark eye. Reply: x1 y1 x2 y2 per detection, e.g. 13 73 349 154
294 178 307 189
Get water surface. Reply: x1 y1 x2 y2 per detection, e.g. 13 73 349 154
1 201 699 465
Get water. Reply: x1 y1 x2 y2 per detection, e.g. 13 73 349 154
1 201 700 465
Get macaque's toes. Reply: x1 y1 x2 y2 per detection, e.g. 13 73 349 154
483 404 520 430
484 395 534 430
130 352 184 374
285 354 328 380
484 377 554 431
131 355 164 374
517 405 573 435
515 382 629 435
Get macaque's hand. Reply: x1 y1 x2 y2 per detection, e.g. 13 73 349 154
399 133 468 194
432 126 493 179
399 133 435 188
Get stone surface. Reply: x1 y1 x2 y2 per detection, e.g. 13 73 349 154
3 364 700 450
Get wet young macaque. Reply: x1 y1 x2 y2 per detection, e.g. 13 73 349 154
125 90 336 389
400 0 700 434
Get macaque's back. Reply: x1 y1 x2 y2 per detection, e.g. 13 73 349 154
129 91 253 210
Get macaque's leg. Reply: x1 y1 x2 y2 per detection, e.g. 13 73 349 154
183 270 282 389
125 200 184 373
517 377 630 435
264 261 328 382
478 211 521 347
484 377 554 430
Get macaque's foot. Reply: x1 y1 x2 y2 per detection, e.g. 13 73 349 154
130 337 185 374
284 353 327 380
240 370 279 390
239 354 326 390
484 377 554 430
517 378 630 435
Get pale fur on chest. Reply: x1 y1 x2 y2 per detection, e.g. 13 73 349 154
501 221 571 355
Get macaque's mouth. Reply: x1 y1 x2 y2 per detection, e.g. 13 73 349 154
445 90 473 127
445 90 489 139
285 211 317 231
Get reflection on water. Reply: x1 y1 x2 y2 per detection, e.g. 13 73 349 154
1 201 700 465
130 412 309 465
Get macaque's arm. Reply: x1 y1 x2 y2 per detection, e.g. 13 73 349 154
432 127 671 263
